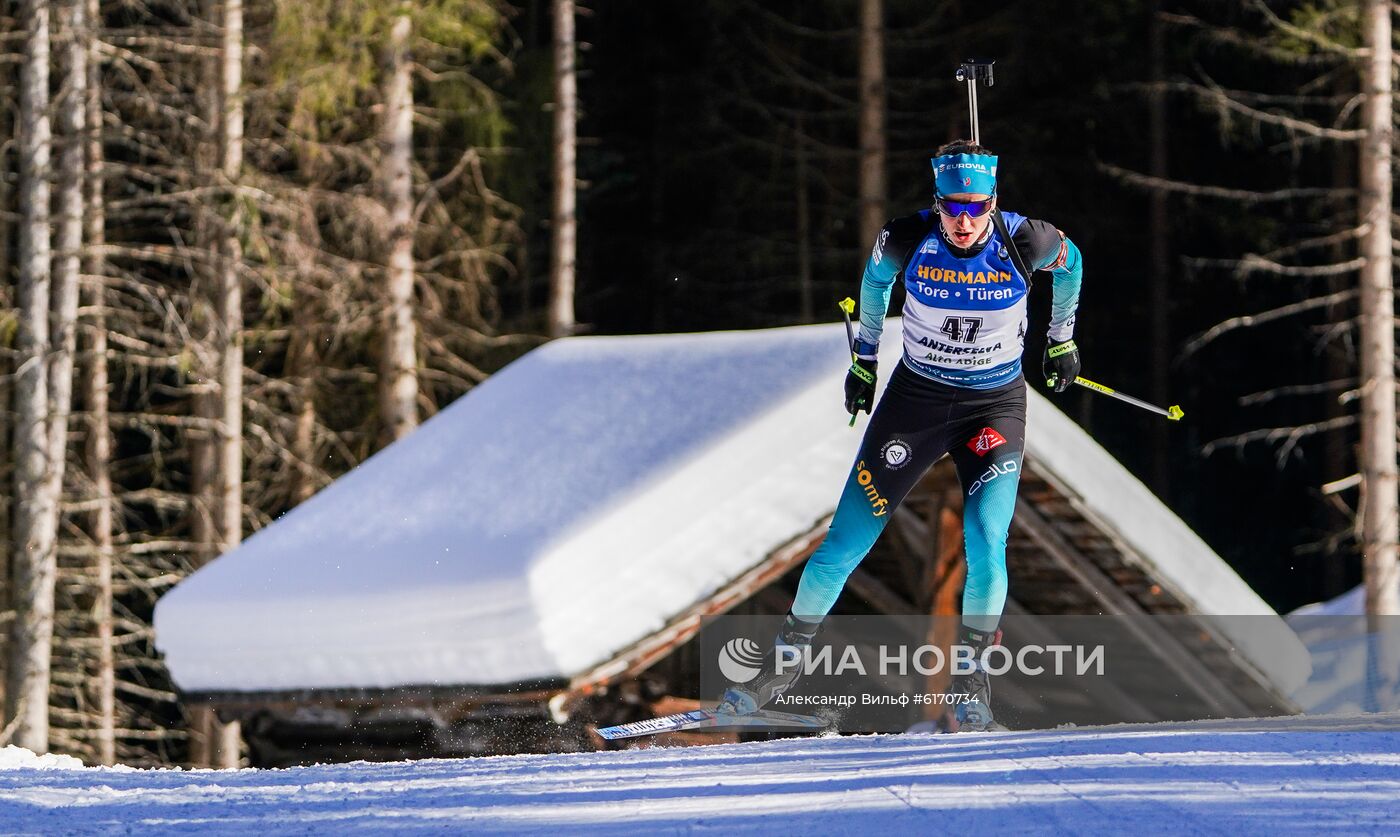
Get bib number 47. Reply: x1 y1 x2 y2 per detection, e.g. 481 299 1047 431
940 316 983 344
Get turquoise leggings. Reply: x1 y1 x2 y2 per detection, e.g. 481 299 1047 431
792 361 1025 633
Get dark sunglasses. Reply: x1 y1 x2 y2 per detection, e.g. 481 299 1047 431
936 196 995 218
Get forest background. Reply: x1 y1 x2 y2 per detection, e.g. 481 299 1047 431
0 0 1388 765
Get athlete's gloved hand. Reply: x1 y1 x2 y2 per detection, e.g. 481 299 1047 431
844 358 877 415
1043 338 1080 393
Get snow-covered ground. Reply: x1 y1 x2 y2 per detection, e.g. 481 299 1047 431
3 714 1398 834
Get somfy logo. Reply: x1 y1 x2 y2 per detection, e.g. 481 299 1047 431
718 637 765 683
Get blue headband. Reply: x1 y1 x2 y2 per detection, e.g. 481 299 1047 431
932 153 998 197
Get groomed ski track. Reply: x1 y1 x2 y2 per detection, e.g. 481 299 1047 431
4 713 1398 835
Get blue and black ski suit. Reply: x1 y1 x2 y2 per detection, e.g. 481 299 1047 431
791 209 1083 633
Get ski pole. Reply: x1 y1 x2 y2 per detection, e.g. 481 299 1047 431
838 298 864 427
839 297 857 352
1047 373 1185 422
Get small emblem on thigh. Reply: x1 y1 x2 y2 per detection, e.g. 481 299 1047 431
967 427 1007 456
881 440 913 470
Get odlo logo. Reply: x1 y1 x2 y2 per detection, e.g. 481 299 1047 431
856 461 889 517
871 229 889 265
718 637 764 683
968 459 1018 496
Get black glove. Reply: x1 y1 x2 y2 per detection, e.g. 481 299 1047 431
1043 338 1080 393
844 358 877 415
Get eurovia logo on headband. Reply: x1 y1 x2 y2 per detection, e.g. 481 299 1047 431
932 160 997 177
933 152 999 197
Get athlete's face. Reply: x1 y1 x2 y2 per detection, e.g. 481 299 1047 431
937 192 996 249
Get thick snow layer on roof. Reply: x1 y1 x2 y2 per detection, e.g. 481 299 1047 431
155 321 1300 694
156 325 868 692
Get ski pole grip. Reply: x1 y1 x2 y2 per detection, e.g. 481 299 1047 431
839 298 857 353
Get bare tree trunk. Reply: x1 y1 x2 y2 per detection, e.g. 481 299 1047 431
185 383 221 767
81 0 113 764
189 394 218 564
209 0 246 769
1147 0 1171 496
1325 71 1355 599
0 50 10 720
291 390 317 504
1360 0 1398 620
187 320 217 767
795 113 813 323
379 13 419 442
218 0 244 557
51 0 84 512
190 0 221 569
288 276 319 506
548 0 576 339
7 0 56 754
186 401 217 766
0 17 11 288
185 0 222 769
42 0 88 762
857 0 886 250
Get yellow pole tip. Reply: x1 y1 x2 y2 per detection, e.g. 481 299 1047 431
1168 405 1185 421
838 298 855 314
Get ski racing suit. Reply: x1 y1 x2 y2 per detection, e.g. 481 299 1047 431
792 208 1083 633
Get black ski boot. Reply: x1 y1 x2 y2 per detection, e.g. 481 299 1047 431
948 626 1002 732
717 614 822 715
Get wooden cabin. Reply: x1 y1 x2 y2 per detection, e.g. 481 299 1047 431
154 323 1310 766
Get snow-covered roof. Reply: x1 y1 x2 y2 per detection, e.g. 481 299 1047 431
154 321 1301 695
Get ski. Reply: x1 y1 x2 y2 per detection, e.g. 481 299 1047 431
597 708 828 741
